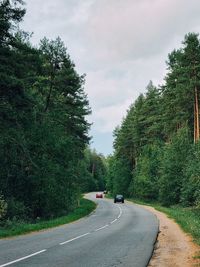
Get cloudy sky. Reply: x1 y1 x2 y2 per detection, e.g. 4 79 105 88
22 0 200 155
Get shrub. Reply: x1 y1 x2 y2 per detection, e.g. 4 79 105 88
6 198 28 220
0 195 7 221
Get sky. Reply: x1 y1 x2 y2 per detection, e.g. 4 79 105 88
22 0 200 156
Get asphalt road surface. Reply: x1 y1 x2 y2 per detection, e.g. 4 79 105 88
0 193 159 267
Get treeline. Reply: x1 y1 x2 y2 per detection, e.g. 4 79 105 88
107 33 200 207
0 0 106 223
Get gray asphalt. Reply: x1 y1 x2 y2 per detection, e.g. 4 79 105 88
0 193 159 267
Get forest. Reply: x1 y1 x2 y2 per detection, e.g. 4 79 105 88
106 32 200 208
1 0 200 229
0 0 106 224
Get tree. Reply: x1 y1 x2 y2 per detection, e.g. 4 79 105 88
108 33 200 208
106 155 132 197
130 143 163 200
82 148 107 192
162 33 200 142
159 127 191 206
181 142 200 207
0 2 92 220
0 0 25 45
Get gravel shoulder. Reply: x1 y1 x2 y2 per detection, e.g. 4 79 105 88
137 205 200 267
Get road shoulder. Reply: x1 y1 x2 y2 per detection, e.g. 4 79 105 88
137 205 200 267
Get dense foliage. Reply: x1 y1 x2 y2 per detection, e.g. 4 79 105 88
107 33 200 207
0 0 106 223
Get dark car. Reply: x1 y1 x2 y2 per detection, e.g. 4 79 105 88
114 194 124 203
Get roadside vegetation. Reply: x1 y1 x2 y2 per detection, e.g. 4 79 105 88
0 198 96 238
106 33 200 245
106 32 200 208
0 0 106 231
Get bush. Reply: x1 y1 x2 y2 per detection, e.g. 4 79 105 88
6 198 28 220
181 142 200 207
0 195 7 221
159 127 191 206
130 143 163 200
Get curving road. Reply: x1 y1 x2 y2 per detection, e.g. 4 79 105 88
0 193 159 267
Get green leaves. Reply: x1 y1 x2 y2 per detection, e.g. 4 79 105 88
0 1 92 221
0 0 25 45
158 127 191 206
108 33 200 208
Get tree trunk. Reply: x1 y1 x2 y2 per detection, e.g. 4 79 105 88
194 86 199 142
44 76 53 112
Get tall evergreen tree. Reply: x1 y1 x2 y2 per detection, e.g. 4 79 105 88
108 34 200 207
0 1 92 220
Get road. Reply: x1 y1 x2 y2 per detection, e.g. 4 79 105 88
0 193 159 267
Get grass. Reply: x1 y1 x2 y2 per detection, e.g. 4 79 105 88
193 251 200 259
0 198 96 238
129 198 200 246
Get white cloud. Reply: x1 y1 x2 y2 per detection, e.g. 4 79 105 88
81 0 200 66
93 99 133 133
22 0 200 154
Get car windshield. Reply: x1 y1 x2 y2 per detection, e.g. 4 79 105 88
116 195 123 198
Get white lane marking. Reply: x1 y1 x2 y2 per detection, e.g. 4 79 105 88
110 218 117 224
0 201 123 267
59 232 90 245
94 224 109 232
117 206 122 219
0 250 46 267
